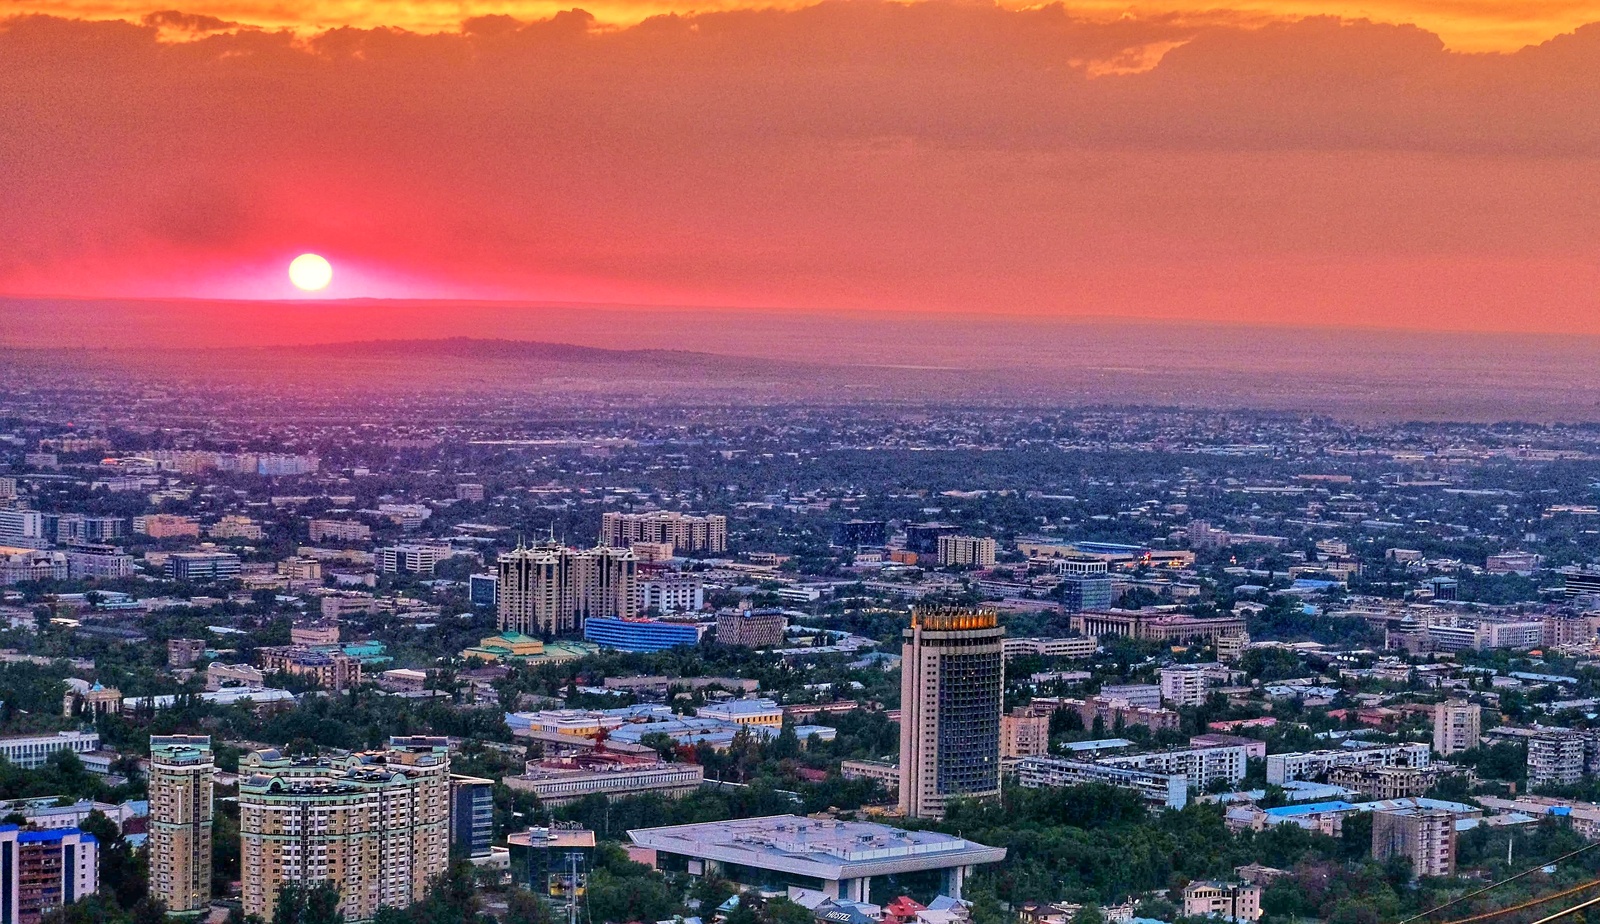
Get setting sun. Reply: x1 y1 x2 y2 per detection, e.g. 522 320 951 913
288 253 333 292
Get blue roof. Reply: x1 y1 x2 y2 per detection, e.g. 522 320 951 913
18 829 75 843
1264 800 1357 817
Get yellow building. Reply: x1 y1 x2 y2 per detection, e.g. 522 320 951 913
238 737 450 923
150 735 214 918
462 631 546 662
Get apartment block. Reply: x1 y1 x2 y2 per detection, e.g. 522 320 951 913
715 608 787 648
1528 730 1587 789
134 514 201 538
149 735 213 917
308 519 372 543
600 511 727 553
0 825 100 922
1001 707 1051 759
375 544 452 575
936 534 998 568
1373 808 1456 878
164 551 241 582
238 737 450 923
257 646 362 691
1266 744 1431 786
1182 882 1262 922
637 574 704 614
498 543 637 637
0 732 101 770
1432 701 1481 756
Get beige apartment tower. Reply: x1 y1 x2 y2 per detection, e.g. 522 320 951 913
150 735 214 917
600 511 727 553
1432 701 1481 756
238 736 451 923
497 543 636 636
899 607 1005 819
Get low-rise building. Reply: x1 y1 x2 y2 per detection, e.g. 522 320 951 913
627 815 1004 902
257 646 361 691
504 754 705 805
1182 881 1262 922
696 698 783 727
0 731 101 770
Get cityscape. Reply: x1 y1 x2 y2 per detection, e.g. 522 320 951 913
0 378 1598 924
7 0 1600 922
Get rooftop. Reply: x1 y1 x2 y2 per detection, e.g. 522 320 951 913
628 814 1004 880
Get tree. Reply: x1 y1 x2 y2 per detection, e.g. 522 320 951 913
504 890 554 924
273 881 345 924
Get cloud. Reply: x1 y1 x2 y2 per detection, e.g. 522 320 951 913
2 4 1599 331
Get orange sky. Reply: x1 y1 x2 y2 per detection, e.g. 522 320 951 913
20 0 1600 50
3 2 1600 333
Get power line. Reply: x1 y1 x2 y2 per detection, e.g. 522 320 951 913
1399 840 1600 924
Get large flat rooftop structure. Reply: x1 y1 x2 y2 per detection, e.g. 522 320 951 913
627 814 1004 903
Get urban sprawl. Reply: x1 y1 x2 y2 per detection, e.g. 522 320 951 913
8 391 1600 924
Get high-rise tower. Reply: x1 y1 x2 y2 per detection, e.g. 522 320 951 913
238 737 451 923
149 735 214 917
898 607 1004 819
497 543 636 636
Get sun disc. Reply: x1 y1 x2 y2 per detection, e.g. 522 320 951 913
289 253 333 291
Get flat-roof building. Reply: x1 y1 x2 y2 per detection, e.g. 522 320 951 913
627 815 1004 903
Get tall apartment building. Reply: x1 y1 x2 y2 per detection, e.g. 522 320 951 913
0 825 100 922
238 737 450 923
149 735 214 918
497 544 637 637
1527 730 1587 789
899 607 1004 819
937 534 997 568
1001 707 1050 759
1372 808 1456 878
1432 701 1481 756
600 511 727 554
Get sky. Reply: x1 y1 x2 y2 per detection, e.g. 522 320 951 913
3 1 1600 334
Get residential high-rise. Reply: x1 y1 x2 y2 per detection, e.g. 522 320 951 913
600 511 727 554
0 825 100 922
1527 730 1587 789
936 534 997 568
1432 701 1481 756
497 544 637 637
1000 707 1050 759
899 607 1004 819
1372 808 1456 878
238 737 451 923
149 735 214 918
